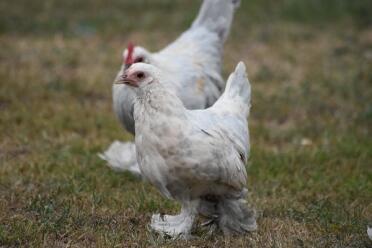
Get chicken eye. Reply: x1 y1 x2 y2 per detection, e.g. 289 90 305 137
136 72 145 79
135 57 144 63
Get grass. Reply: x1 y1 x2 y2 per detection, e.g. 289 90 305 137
0 0 371 247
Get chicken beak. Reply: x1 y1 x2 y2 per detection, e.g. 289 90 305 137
115 74 138 87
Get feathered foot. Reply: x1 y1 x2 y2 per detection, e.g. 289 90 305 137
150 201 199 239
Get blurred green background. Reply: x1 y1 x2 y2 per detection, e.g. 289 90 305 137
0 0 371 247
1 0 372 36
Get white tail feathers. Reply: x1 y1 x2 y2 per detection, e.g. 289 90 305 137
192 0 241 42
98 141 142 177
221 61 251 112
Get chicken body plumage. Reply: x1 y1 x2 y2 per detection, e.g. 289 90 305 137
120 62 256 238
100 0 241 174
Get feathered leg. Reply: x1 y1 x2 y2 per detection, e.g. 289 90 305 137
217 198 257 235
198 192 257 235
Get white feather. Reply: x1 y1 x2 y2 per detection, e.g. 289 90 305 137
128 62 256 237
101 0 241 175
98 141 141 177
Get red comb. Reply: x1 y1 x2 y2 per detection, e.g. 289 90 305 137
125 42 134 65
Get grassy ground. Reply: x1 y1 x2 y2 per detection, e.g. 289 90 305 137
1 0 371 247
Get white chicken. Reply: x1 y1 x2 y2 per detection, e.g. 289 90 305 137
115 61 256 238
100 0 241 175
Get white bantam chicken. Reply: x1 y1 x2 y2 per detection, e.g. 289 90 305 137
99 0 241 175
115 61 256 238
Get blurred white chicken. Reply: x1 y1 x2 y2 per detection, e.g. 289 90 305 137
99 0 241 175
115 61 256 238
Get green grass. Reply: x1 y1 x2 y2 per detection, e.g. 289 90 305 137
1 0 371 247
